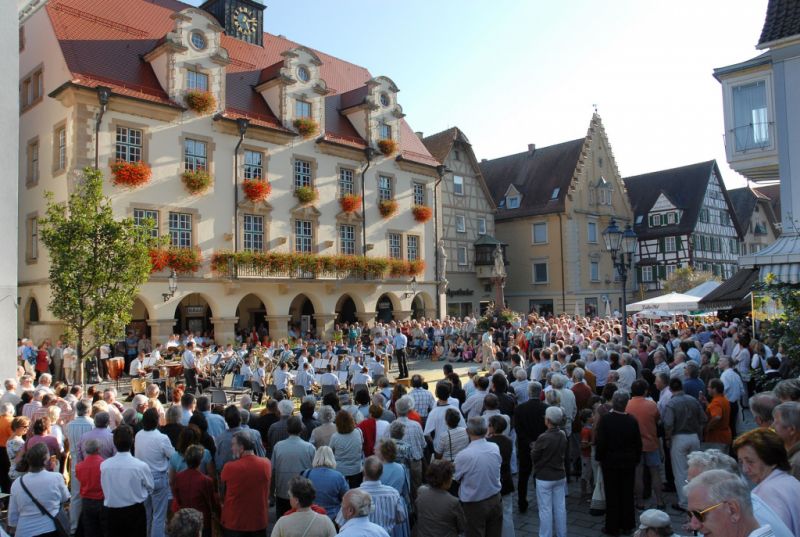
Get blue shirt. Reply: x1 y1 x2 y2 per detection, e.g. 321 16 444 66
302 467 349 520
683 378 705 400
204 411 227 439
454 438 501 503
338 517 390 537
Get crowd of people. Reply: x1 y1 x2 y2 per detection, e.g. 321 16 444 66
3 311 800 537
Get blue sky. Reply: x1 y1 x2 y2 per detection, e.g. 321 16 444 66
188 0 767 189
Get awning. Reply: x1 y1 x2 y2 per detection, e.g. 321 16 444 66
757 263 800 284
698 268 759 310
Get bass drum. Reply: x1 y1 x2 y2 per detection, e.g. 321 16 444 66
107 357 125 381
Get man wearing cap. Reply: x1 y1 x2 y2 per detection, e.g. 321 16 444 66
636 509 678 537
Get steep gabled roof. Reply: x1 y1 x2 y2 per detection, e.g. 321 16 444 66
754 184 782 223
479 139 585 220
759 0 800 47
44 0 436 166
728 187 762 228
624 160 743 240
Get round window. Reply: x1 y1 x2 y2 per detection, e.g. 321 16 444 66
190 31 206 50
380 93 390 107
297 66 310 82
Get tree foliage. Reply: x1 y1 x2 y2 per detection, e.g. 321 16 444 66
39 167 157 383
756 276 800 376
661 267 719 294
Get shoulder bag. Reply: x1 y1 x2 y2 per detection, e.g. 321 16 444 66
19 474 69 537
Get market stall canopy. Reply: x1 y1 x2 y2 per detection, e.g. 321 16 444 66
698 268 759 311
627 292 701 312
684 280 722 298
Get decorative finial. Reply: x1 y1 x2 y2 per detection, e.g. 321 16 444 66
592 103 598 114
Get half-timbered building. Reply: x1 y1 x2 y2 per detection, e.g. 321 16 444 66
625 161 744 293
728 186 780 256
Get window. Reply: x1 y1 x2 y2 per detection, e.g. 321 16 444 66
54 125 66 171
477 218 486 236
295 100 311 119
168 212 192 248
116 127 142 163
590 261 599 282
20 67 43 112
665 236 676 252
454 150 461 161
533 262 548 283
190 31 206 50
635 215 643 225
599 188 611 205
187 70 208 91
732 80 769 151
26 139 39 186
340 225 356 255
297 66 310 82
532 222 547 244
339 168 355 196
413 183 425 206
294 159 312 188
244 150 263 180
243 214 264 252
453 176 464 195
507 195 520 209
652 214 662 227
133 209 159 239
295 220 312 253
378 175 393 201
407 236 419 261
379 123 391 140
699 208 708 223
388 233 402 259
457 246 467 266
642 265 653 282
455 215 466 233
587 221 597 243
379 93 390 107
28 216 38 261
666 264 677 278
184 139 207 171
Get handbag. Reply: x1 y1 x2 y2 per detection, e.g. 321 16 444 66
19 475 70 537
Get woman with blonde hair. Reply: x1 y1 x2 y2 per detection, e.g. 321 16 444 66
301 445 349 522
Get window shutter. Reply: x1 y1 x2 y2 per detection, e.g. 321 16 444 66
676 236 682 251
658 265 666 279
648 215 653 227
658 237 665 253
636 266 642 283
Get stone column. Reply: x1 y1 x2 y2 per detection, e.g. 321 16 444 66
266 315 292 343
313 314 336 340
356 312 375 329
147 319 176 345
424 308 437 321
210 317 238 346
395 310 413 322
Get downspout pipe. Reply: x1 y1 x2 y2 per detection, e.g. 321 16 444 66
94 86 111 169
233 118 250 256
558 213 566 314
434 165 449 320
360 147 375 257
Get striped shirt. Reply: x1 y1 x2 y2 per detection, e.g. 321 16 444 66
434 426 469 462
394 417 425 461
65 416 94 466
336 480 406 533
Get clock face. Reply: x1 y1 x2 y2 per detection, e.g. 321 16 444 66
233 6 256 35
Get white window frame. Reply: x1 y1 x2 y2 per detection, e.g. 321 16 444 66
532 222 548 244
169 212 192 248
407 235 419 261
339 224 356 256
295 220 313 253
244 150 263 180
379 123 392 140
294 159 313 189
455 215 466 233
587 221 597 243
507 195 520 209
477 218 486 236
665 236 676 252
453 175 464 196
116 126 143 163
388 233 402 259
184 139 207 172
295 100 311 119
133 209 159 239
730 78 771 152
457 246 468 266
666 264 677 278
243 214 264 252
532 262 548 284
666 212 676 225
378 175 393 201
413 183 425 206
590 261 599 282
187 70 208 91
652 214 662 227
56 126 66 170
642 265 653 282
339 168 355 196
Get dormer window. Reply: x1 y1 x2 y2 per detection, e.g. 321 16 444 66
295 100 312 119
651 214 662 227
635 215 643 225
190 31 206 50
599 187 612 205
551 188 560 200
667 212 676 225
732 80 769 151
187 70 208 91
379 123 392 140
507 195 520 209
297 66 310 82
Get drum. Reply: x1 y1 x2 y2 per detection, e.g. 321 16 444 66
166 362 184 377
131 378 147 394
107 357 124 381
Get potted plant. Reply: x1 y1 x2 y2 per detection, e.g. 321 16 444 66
110 160 152 188
377 138 397 156
242 179 271 202
167 248 202 273
185 90 216 114
411 205 432 223
293 118 318 138
378 199 398 218
339 193 361 213
182 168 212 195
295 185 318 204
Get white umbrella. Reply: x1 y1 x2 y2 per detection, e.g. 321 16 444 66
627 292 701 312
684 280 721 298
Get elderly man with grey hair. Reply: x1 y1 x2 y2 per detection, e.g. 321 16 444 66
267 398 300 458
616 354 636 393
453 416 502 537
336 456 407 534
394 395 425 492
532 405 567 537
65 399 94 533
773 401 800 480
686 449 793 537
338 489 390 537
78 411 116 461
750 392 781 429
587 348 610 395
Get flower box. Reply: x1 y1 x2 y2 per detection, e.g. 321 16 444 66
182 168 212 195
411 205 432 223
295 186 318 204
185 90 216 114
378 199 398 218
242 179 271 202
377 139 397 156
339 193 362 213
111 160 151 188
149 248 170 272
293 118 318 138
167 248 202 274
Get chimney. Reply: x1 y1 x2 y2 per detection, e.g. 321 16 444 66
528 144 536 155
415 131 424 140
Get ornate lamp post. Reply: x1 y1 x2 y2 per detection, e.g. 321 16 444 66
602 219 637 346
162 269 178 302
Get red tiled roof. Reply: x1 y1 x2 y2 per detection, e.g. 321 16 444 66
45 0 436 167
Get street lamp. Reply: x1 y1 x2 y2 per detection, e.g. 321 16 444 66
403 276 418 299
602 219 636 346
162 269 178 302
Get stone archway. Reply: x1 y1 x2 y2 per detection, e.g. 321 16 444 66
22 297 40 338
173 293 214 337
126 297 151 338
236 294 269 340
375 293 399 323
335 294 358 325
411 295 425 320
289 294 316 339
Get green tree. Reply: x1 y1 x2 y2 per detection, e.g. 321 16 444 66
39 167 156 384
756 276 800 377
661 267 719 294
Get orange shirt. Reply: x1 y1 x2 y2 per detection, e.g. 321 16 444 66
626 396 660 452
705 394 731 446
0 415 13 448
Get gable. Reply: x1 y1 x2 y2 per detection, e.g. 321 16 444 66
652 193 677 212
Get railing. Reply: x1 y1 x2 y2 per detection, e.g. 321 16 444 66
725 122 774 153
235 264 385 281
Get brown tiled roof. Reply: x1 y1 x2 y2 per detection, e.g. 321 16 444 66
759 0 800 46
624 160 744 240
753 184 782 223
44 0 435 166
479 139 585 220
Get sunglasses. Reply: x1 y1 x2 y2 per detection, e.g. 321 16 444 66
689 501 724 523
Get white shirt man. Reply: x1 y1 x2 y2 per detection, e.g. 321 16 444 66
273 366 292 391
352 369 372 387
129 356 145 377
294 364 315 391
320 367 340 388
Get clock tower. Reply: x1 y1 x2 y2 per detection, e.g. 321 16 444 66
201 0 265 46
